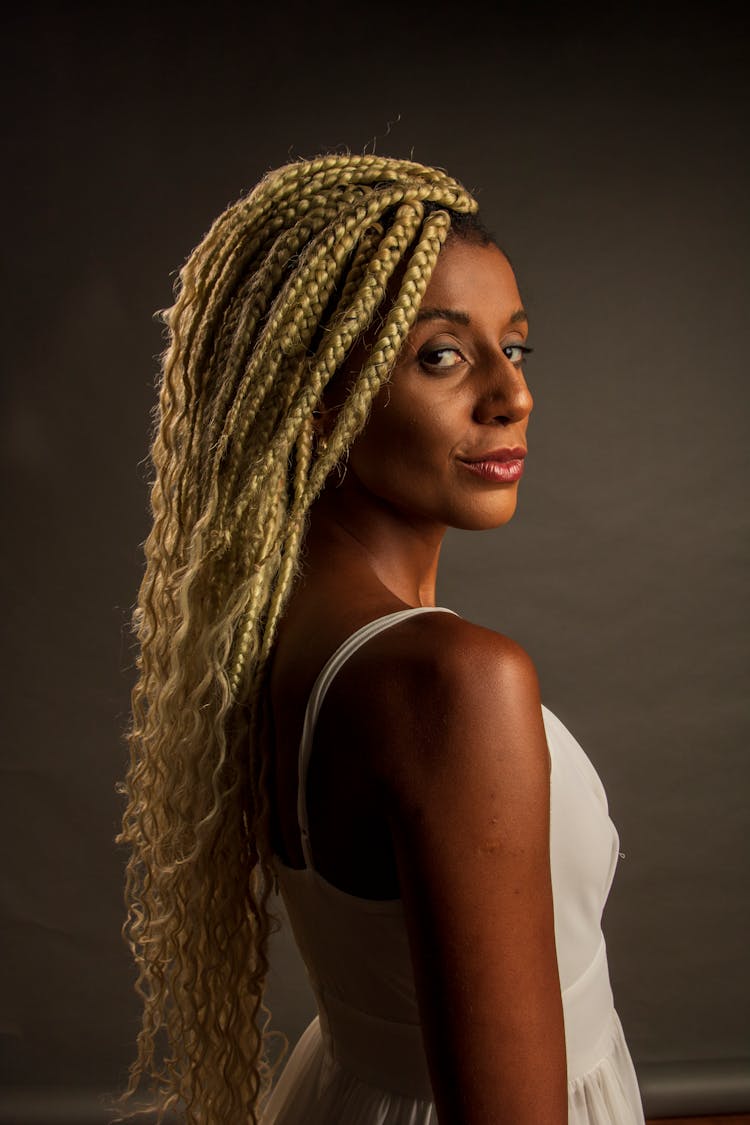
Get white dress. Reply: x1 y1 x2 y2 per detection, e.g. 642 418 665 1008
262 608 645 1124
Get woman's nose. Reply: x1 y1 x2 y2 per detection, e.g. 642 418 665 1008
474 358 534 425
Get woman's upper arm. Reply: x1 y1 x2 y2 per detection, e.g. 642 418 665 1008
372 618 567 1125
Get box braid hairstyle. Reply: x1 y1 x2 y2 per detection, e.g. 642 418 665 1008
117 153 487 1123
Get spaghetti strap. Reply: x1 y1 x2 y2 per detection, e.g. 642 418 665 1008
296 607 457 869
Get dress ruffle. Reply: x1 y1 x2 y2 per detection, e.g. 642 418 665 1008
261 1010 644 1125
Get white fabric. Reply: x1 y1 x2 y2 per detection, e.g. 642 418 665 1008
262 608 645 1124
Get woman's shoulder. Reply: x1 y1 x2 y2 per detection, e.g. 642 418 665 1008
410 608 535 673
348 608 539 708
326 608 546 790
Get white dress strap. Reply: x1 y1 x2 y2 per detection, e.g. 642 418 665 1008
297 606 457 869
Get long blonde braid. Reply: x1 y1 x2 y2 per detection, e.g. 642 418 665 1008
117 154 478 1123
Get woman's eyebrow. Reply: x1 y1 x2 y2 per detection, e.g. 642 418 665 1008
415 306 470 325
415 306 529 326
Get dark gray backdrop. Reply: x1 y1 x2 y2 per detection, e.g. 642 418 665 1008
1 2 748 1121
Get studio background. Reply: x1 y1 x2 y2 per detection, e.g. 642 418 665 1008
1 2 748 1121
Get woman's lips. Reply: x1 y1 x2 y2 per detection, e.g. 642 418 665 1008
459 447 527 484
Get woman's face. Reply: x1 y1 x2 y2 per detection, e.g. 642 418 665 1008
345 237 533 533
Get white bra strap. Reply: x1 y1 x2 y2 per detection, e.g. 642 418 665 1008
297 606 457 868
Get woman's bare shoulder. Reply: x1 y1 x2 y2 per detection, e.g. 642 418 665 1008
329 610 546 789
347 609 538 688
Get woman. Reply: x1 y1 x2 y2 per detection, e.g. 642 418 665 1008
118 154 645 1124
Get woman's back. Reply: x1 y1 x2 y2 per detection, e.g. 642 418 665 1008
268 580 544 897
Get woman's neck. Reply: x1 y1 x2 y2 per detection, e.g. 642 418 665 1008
303 472 446 609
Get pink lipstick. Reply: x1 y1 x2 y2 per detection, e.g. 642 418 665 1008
459 446 526 484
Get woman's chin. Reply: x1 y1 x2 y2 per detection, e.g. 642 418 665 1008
450 494 521 532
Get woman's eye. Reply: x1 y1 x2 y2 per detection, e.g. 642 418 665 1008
502 343 534 367
419 346 465 370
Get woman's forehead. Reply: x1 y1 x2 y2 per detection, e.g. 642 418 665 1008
417 240 524 325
